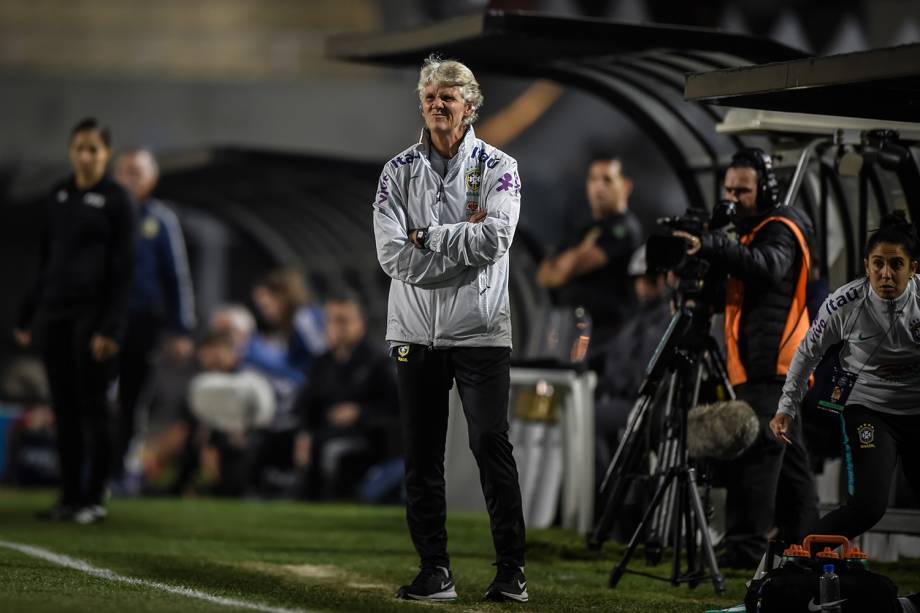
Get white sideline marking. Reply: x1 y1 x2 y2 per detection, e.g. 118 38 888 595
0 540 312 613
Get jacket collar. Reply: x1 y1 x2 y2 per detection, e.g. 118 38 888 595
867 277 914 314
416 126 477 181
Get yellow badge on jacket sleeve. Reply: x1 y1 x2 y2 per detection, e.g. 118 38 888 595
142 217 160 239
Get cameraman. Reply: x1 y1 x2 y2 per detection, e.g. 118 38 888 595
675 148 818 568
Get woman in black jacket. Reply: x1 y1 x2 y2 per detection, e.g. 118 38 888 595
14 117 135 524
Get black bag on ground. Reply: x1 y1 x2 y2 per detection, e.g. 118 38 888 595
744 559 900 613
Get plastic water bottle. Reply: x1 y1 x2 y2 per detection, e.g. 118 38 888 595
569 306 592 363
819 564 842 613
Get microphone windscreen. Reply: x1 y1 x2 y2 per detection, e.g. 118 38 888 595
687 399 759 461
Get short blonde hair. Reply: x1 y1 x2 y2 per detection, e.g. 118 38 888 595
417 55 483 126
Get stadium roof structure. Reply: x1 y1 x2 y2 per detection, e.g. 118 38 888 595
713 108 920 141
684 43 920 125
328 9 807 209
327 10 803 70
686 44 920 279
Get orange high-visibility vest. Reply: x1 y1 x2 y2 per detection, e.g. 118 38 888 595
724 216 811 387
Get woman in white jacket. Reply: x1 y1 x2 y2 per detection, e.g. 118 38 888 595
373 55 527 604
771 211 920 538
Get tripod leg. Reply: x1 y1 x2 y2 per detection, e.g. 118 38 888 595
647 373 680 560
686 468 725 594
684 482 699 588
589 396 653 550
609 468 677 589
670 471 685 586
594 311 689 552
657 435 679 548
589 441 640 550
645 436 673 564
599 395 649 493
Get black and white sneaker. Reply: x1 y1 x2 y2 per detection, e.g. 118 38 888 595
484 564 528 603
395 566 457 602
899 592 920 613
73 505 107 525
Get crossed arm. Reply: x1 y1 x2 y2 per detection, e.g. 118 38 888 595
373 164 521 285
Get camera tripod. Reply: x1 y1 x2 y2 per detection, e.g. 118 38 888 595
587 305 728 594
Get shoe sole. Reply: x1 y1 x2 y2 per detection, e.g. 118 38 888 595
397 587 457 602
484 589 529 603
399 594 457 602
72 511 106 525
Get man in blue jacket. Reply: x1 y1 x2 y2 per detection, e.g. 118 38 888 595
113 148 196 489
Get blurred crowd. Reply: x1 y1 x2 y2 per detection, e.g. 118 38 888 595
4 141 401 507
5 265 402 503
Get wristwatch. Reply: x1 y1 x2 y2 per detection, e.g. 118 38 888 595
414 227 429 248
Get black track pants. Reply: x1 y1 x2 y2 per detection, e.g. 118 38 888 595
722 379 818 562
395 345 526 569
42 312 117 507
815 405 920 538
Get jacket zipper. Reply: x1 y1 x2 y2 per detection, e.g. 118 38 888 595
428 179 444 349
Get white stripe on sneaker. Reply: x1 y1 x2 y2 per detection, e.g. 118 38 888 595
499 589 528 602
407 587 458 601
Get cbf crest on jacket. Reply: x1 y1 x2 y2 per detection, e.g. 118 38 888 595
373 127 521 348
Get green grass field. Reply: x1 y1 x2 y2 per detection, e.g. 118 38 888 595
1 489 917 613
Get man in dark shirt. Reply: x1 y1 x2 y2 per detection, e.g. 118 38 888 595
537 158 642 359
293 291 398 499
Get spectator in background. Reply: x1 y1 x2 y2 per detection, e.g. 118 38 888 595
211 301 320 386
187 329 275 497
250 268 325 418
209 304 257 358
537 157 642 364
14 117 135 524
112 148 196 491
0 357 57 488
594 246 672 483
293 290 398 499
4 404 58 488
147 307 257 497
206 303 288 494
154 320 283 498
244 270 325 493
251 268 325 373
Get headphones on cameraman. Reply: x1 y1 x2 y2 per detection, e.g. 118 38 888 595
730 148 781 211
